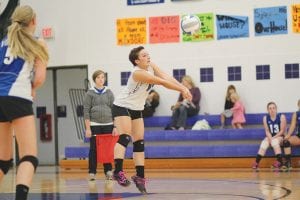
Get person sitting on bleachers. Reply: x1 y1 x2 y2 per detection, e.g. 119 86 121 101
282 99 300 170
252 102 286 170
220 85 236 129
168 75 201 130
230 92 246 129
142 90 160 118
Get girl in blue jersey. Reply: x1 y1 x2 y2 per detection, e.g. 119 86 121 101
282 99 300 170
252 102 286 170
0 5 48 200
112 46 192 194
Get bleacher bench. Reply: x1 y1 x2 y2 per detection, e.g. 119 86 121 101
65 144 300 159
64 127 300 159
144 112 293 127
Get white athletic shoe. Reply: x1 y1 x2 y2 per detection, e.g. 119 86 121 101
105 171 113 180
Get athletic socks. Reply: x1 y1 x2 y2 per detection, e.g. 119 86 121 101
276 154 283 164
255 154 262 164
103 163 112 174
16 184 29 200
114 159 123 174
136 166 144 178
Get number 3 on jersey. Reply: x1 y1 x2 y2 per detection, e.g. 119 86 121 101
269 124 279 134
3 48 14 65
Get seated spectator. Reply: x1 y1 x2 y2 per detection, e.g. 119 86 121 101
252 102 286 170
142 90 160 118
168 75 201 130
282 99 300 170
220 85 236 129
230 92 245 129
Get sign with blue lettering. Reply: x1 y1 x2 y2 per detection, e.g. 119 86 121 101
216 15 249 40
127 0 164 6
254 6 288 36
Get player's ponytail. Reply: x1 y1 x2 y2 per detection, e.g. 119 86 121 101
7 5 49 65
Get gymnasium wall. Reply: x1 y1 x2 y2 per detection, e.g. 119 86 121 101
21 0 299 115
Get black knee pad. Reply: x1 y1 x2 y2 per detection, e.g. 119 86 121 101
18 155 39 172
117 134 131 148
283 140 291 148
133 140 144 152
0 159 13 174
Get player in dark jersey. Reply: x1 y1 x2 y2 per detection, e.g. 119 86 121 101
0 5 48 200
282 99 300 170
252 102 286 170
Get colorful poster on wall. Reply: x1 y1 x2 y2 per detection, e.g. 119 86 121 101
127 0 164 6
216 15 249 40
116 17 147 45
292 4 300 33
181 13 214 42
254 6 287 36
149 15 180 44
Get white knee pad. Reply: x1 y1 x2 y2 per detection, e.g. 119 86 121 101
271 138 280 148
260 139 270 150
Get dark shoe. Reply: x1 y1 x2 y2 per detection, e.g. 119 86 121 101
131 175 147 194
281 161 292 171
113 171 130 187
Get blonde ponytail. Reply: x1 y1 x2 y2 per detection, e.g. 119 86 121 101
7 5 49 64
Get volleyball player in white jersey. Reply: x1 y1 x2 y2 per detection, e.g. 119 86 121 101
112 46 192 194
0 5 48 200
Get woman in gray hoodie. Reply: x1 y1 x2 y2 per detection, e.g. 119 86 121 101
83 70 116 181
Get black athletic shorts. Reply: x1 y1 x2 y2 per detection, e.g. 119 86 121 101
0 96 33 122
90 125 114 135
112 105 142 120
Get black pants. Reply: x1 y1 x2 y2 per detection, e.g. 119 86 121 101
89 125 114 174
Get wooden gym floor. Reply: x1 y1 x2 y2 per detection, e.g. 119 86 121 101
0 165 300 200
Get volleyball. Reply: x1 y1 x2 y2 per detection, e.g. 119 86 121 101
181 15 201 35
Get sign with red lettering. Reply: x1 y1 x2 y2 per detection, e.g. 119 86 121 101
149 15 180 44
42 27 54 39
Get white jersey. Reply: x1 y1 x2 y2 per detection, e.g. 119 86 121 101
0 38 34 101
114 66 154 110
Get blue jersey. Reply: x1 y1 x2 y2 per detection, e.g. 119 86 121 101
296 111 300 137
0 37 34 101
266 113 281 136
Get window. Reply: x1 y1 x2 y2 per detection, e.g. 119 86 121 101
285 63 299 79
173 69 186 82
200 68 214 82
227 66 241 81
256 65 270 80
121 71 131 86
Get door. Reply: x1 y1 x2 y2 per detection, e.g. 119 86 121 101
34 65 88 165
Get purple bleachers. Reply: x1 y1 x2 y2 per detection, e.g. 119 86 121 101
66 144 300 159
64 127 300 159
143 112 293 127
144 128 265 141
